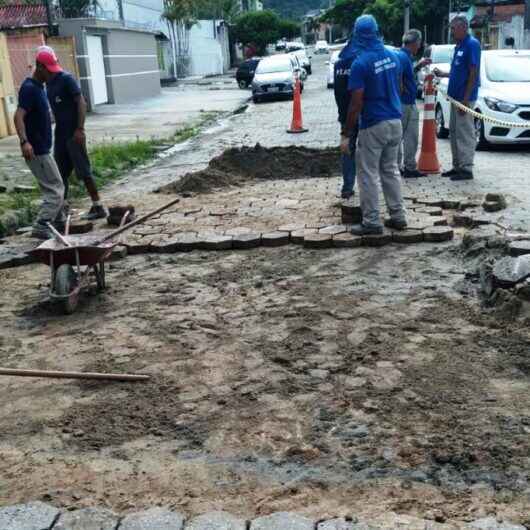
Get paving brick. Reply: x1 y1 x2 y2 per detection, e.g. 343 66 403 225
453 213 473 227
362 232 392 247
0 502 60 530
109 245 128 260
69 222 94 235
120 508 185 530
224 227 252 236
54 507 119 530
333 232 362 248
392 230 424 244
0 244 36 269
319 225 348 236
197 234 233 251
304 233 333 249
232 233 262 249
468 517 526 530
185 511 246 530
423 226 454 242
277 223 305 233
483 201 504 213
250 512 314 530
318 518 355 530
508 240 530 257
167 233 200 252
291 229 316 244
262 231 290 247
415 206 443 216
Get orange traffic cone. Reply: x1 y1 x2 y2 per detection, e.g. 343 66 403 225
287 77 308 134
417 74 441 174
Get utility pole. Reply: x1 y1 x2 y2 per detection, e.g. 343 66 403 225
404 0 410 33
43 0 54 36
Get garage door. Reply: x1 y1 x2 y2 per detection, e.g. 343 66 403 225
86 35 108 105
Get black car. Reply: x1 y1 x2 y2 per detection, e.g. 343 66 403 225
236 58 260 89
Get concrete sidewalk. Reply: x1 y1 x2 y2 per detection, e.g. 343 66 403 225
0 83 249 189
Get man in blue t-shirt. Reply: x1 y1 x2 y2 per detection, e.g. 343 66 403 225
434 16 481 181
397 29 431 179
37 47 106 219
14 60 65 240
341 15 407 236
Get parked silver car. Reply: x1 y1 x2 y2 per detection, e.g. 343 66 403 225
417 44 454 98
251 55 303 103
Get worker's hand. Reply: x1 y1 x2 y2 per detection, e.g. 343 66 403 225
21 142 34 161
340 135 351 156
73 128 86 146
433 67 442 77
459 100 470 115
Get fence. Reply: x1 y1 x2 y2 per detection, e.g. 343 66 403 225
7 33 79 94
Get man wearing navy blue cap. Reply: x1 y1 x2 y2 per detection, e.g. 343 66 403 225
341 15 407 236
434 16 481 181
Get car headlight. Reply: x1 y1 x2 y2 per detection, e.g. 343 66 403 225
484 97 518 113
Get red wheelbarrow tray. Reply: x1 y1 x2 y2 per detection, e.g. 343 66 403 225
28 235 116 268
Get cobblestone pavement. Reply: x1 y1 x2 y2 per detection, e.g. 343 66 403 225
1 55 530 527
0 502 526 530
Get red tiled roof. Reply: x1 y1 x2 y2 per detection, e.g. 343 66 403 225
0 4 47 29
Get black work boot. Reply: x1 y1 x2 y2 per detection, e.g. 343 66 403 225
351 224 384 236
403 169 426 179
82 204 107 220
384 218 408 231
450 170 474 181
442 168 459 178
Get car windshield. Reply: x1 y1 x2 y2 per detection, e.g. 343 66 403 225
432 46 454 64
486 55 530 82
256 61 290 74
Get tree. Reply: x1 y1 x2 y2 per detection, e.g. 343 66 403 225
233 10 281 55
162 0 197 78
196 0 241 23
279 19 301 40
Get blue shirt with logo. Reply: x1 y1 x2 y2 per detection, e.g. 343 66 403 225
448 34 481 102
348 48 402 129
18 78 52 156
334 54 357 128
46 71 82 143
398 48 417 106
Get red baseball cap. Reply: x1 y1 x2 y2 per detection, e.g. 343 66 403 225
36 48 62 73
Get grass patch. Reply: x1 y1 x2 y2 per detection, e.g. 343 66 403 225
0 111 222 236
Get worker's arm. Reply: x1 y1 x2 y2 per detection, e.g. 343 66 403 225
73 94 87 145
461 65 478 111
340 89 363 155
14 108 34 161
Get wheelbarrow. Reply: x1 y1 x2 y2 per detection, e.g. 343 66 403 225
27 197 180 314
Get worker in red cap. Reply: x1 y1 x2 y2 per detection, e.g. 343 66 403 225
36 47 106 220
14 52 65 239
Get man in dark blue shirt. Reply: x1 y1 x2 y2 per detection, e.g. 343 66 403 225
434 16 481 180
14 61 65 240
341 15 407 236
334 33 360 199
37 47 106 219
397 29 431 179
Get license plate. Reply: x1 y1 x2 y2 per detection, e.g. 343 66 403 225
268 87 279 93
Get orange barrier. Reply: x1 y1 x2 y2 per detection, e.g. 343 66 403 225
417 74 441 174
287 77 308 134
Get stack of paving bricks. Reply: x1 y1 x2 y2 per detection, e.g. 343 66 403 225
0 503 526 530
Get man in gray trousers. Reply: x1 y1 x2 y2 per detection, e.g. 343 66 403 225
340 14 407 236
435 16 481 181
14 59 65 240
398 29 431 178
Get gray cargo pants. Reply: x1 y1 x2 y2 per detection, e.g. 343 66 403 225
398 104 419 171
449 102 476 172
26 154 65 226
356 119 406 229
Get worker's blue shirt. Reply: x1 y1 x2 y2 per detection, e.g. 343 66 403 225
448 34 481 102
46 71 82 143
398 47 417 105
334 54 357 129
348 48 402 130
17 78 52 156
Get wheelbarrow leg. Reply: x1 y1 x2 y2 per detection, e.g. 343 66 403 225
94 262 106 291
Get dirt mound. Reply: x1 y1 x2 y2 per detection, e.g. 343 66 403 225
158 144 341 195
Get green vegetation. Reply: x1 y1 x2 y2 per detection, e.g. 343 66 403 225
263 0 324 21
233 10 282 55
0 112 221 237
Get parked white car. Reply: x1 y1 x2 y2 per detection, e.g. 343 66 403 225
288 46 312 75
326 50 342 89
315 40 330 54
251 55 303 104
418 44 455 98
435 49 530 148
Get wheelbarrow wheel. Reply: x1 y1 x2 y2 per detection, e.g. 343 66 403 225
55 264 79 314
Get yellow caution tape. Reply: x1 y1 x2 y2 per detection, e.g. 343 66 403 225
437 87 530 128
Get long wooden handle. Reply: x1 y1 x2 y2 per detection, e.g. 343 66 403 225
96 197 181 245
0 368 150 382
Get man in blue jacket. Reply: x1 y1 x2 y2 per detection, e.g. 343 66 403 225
334 30 360 199
341 15 407 236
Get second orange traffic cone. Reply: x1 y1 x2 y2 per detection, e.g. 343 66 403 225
287 77 308 134
417 73 441 174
